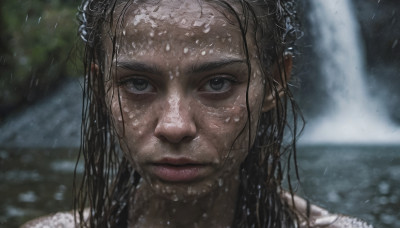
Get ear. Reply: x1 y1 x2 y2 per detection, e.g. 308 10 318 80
261 55 293 112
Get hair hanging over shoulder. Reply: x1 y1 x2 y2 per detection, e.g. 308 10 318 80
75 0 304 227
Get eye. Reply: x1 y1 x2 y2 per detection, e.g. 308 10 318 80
120 77 155 94
201 77 234 93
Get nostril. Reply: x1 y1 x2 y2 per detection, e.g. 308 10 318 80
154 121 196 144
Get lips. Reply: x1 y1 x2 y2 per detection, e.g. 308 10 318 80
150 158 207 182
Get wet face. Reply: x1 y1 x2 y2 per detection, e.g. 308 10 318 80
104 0 265 201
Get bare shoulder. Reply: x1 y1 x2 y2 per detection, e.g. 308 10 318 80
283 192 373 228
21 210 89 228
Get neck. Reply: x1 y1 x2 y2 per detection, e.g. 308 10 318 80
128 178 239 228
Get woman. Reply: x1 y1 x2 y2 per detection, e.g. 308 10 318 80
23 0 372 227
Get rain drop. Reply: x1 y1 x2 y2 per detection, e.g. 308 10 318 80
392 39 398 49
183 47 189 54
149 31 154 37
234 117 240 122
171 195 179 202
165 43 171 51
225 117 231 123
201 50 206 56
122 29 126 36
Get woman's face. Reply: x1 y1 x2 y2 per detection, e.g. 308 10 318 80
104 0 266 200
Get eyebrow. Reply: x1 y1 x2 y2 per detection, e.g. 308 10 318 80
116 61 162 75
190 58 246 74
116 58 246 75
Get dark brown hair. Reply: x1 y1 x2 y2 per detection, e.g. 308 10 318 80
75 0 303 227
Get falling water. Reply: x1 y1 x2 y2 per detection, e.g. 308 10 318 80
301 0 400 145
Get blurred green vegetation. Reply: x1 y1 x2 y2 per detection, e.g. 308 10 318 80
0 0 81 120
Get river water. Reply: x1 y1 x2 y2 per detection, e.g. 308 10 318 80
1 145 399 228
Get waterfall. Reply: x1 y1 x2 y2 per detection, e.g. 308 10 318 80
300 0 400 145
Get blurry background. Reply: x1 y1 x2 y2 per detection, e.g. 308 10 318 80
0 0 399 227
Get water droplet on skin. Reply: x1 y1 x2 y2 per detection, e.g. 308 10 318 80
165 43 171 51
201 50 206 56
234 117 240 122
183 47 189 54
123 107 130 112
149 31 154 37
225 117 231 123
203 24 210 33
209 49 214 54
195 39 199 44
118 116 122 122
129 113 134 119
193 20 204 27
181 18 187 25
122 30 126 36
169 71 174 80
132 42 136 48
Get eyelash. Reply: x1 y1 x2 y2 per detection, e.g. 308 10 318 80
118 75 238 97
118 77 156 94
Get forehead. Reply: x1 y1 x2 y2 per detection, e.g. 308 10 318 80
109 0 244 54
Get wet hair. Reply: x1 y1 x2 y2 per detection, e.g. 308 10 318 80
75 0 303 227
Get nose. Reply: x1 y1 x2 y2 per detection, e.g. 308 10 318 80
154 92 196 144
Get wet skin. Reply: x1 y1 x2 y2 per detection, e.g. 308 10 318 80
103 0 268 227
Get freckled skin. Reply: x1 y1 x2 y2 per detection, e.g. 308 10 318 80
104 1 266 227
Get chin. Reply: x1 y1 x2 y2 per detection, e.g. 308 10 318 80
149 179 222 203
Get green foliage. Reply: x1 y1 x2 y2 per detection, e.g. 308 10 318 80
0 0 81 115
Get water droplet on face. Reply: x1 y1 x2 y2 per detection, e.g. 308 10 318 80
203 24 210 33
209 49 214 54
183 47 189 54
165 43 171 51
149 30 154 37
118 116 123 122
218 178 224 187
181 18 187 25
122 29 126 36
195 39 199 44
201 50 206 56
129 113 134 119
225 117 231 123
234 117 240 122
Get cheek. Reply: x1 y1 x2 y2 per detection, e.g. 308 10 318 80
108 94 154 155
